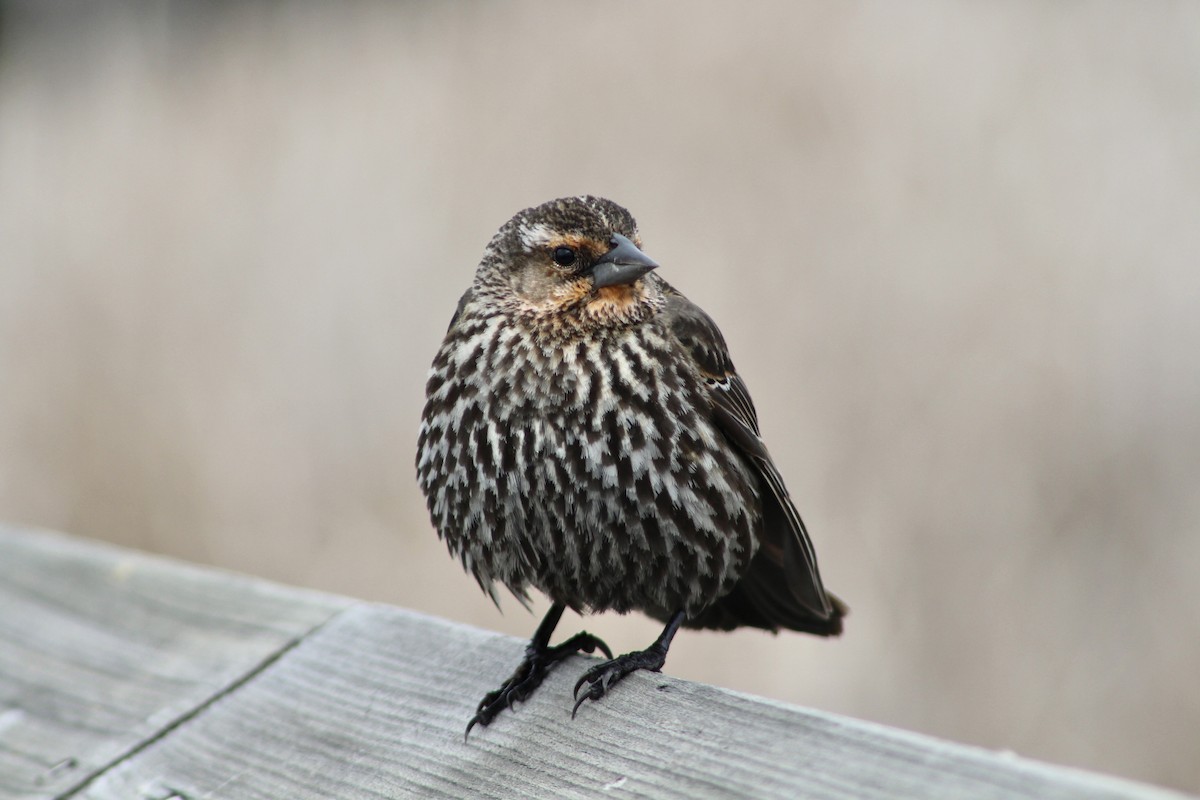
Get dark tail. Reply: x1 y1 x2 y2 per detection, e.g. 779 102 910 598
686 553 848 635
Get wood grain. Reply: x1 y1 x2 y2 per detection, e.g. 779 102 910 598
1 525 1189 800
79 604 1188 800
0 525 349 799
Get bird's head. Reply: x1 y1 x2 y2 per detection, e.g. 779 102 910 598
476 196 663 328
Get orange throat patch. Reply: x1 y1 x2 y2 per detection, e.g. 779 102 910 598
587 284 640 313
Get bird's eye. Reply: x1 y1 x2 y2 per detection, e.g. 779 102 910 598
552 246 578 267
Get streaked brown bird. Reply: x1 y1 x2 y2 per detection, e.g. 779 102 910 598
416 196 846 737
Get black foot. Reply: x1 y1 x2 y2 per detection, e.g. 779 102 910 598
571 609 686 718
571 646 667 717
466 630 611 739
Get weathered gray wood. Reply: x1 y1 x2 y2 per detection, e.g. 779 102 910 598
79 605 1188 800
0 525 351 799
2 525 1190 800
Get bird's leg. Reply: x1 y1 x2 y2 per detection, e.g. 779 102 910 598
466 602 612 739
572 609 685 718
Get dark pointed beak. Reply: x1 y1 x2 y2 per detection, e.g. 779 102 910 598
591 233 658 288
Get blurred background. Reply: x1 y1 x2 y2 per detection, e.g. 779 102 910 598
1 1 1198 792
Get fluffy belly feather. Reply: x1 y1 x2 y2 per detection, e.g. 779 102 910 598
417 319 759 618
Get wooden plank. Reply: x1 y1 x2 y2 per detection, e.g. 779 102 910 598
79 603 1189 800
0 525 351 800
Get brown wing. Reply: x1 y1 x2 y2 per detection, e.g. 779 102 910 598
657 280 846 634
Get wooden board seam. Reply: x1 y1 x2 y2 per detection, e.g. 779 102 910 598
57 603 363 800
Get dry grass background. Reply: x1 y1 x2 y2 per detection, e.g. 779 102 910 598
2 1 1198 792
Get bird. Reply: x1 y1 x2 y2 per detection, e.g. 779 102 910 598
415 196 846 738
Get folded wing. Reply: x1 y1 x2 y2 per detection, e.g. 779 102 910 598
657 280 846 634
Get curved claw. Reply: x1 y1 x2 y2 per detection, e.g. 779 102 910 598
570 659 623 716
591 637 615 661
571 689 595 719
464 716 481 742
465 668 537 741
573 667 599 700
